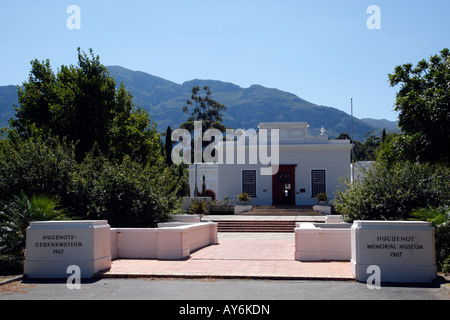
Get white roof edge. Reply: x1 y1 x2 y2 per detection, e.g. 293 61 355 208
257 122 309 129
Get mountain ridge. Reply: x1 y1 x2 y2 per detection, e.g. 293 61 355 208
0 66 398 141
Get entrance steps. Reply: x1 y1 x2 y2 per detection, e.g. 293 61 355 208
243 205 320 216
210 206 324 233
214 220 298 233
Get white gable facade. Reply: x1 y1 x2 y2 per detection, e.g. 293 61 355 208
189 122 351 206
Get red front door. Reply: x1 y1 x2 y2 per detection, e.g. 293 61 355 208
272 165 296 205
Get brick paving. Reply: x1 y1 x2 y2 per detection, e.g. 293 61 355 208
96 232 354 281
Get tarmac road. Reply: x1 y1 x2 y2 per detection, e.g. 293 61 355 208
1 277 449 301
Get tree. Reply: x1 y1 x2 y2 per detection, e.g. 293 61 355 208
165 126 173 166
335 132 351 141
388 48 450 163
361 131 381 161
335 131 380 161
376 132 419 166
10 48 162 164
201 174 206 196
0 132 77 204
181 85 226 132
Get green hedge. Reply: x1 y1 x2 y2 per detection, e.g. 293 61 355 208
0 134 182 228
333 161 450 221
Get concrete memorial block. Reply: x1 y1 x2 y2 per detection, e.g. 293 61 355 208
295 222 352 261
351 221 437 283
24 220 111 279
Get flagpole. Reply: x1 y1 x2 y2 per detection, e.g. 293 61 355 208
351 98 354 183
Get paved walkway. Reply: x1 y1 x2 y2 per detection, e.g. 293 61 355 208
202 214 327 222
97 230 354 281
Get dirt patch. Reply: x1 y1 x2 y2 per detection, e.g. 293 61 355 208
0 281 35 295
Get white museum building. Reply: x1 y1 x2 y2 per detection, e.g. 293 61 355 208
189 122 352 206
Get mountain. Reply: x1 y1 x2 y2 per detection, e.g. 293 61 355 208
360 118 400 134
0 85 19 128
0 66 398 141
107 66 396 140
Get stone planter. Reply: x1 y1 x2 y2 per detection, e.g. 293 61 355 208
313 204 331 215
325 215 344 223
234 205 253 215
170 214 202 223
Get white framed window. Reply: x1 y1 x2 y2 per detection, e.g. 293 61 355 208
311 170 326 197
242 170 257 198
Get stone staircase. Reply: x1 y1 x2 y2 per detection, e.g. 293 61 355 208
214 220 297 233
211 205 324 233
243 205 319 216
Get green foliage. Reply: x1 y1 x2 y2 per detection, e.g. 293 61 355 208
238 192 250 203
442 256 450 274
0 131 77 204
10 48 162 164
164 126 173 166
336 131 381 161
68 154 181 228
315 192 328 202
201 175 206 197
411 206 450 227
0 131 183 229
108 104 163 165
333 161 450 222
181 85 227 132
0 193 68 264
0 50 191 273
188 199 210 216
388 48 450 163
376 132 409 165
411 206 450 272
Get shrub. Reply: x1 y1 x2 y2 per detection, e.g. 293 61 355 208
68 155 181 227
238 192 250 203
188 199 210 216
411 206 450 272
442 256 450 275
0 133 77 205
316 192 328 202
0 193 68 272
333 161 450 222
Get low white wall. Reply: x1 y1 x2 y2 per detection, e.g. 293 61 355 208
295 222 352 261
110 222 218 260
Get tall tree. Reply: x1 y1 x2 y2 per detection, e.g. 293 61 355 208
388 48 450 163
10 48 162 164
181 85 226 132
165 125 173 166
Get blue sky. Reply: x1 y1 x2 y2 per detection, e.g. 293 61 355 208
1 1 449 121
